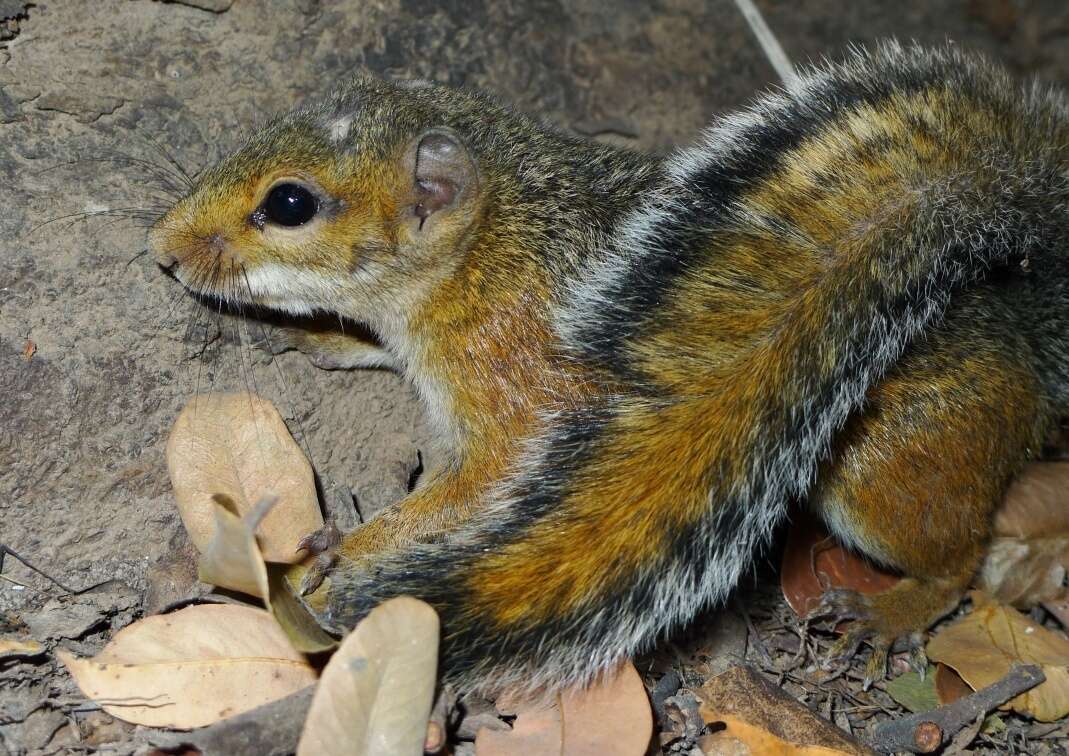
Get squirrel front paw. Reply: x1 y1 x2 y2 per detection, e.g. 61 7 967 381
296 519 343 595
259 327 396 370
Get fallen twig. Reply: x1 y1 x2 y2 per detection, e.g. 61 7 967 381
1 544 115 595
871 664 1045 753
424 684 457 754
1 544 80 594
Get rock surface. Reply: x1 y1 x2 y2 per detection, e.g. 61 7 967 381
1 1 1067 752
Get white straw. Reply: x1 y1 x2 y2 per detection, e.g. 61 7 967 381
732 0 798 87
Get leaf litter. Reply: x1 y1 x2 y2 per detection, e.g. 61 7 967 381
49 394 1069 752
57 603 317 729
166 392 323 562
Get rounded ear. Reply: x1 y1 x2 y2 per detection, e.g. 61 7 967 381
404 128 479 235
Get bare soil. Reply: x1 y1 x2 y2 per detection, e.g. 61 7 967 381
1 1 1067 753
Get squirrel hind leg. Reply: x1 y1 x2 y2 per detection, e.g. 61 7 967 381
808 321 1050 685
814 578 966 688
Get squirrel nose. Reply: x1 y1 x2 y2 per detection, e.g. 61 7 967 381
148 225 179 269
148 226 230 272
206 233 226 253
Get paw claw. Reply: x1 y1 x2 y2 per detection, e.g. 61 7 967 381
908 634 928 676
808 587 867 623
814 587 917 686
826 623 875 667
296 520 343 596
862 638 891 690
297 520 342 556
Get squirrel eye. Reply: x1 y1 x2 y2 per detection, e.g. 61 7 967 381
263 183 318 227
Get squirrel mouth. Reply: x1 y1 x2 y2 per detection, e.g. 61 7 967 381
162 251 249 302
149 219 329 318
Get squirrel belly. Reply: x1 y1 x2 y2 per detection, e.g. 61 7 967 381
149 42 1069 694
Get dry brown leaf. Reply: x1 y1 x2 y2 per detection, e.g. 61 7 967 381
0 637 44 658
927 593 1069 721
780 510 899 618
995 462 1069 539
699 715 850 755
475 661 652 756
266 564 337 655
934 663 974 706
58 604 316 728
478 700 562 755
555 661 652 755
978 537 1068 607
977 462 1069 607
166 393 322 563
296 596 439 756
196 494 336 654
692 666 869 756
198 495 272 599
1043 596 1069 629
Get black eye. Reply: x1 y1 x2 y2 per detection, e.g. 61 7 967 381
263 183 318 227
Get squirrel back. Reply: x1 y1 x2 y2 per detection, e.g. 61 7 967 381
151 43 1069 694
325 43 1068 692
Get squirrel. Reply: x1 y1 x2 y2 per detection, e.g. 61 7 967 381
149 42 1069 694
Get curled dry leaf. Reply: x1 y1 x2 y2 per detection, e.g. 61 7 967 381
297 596 439 756
926 593 1069 722
197 494 336 654
58 604 316 729
197 495 272 599
267 564 338 655
166 393 322 563
978 538 1067 608
475 661 653 756
934 663 974 706
978 462 1069 608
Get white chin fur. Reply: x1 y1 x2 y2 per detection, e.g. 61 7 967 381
240 263 339 315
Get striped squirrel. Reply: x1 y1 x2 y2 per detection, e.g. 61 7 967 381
150 42 1069 694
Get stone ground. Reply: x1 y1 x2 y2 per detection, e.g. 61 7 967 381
1 1 1067 753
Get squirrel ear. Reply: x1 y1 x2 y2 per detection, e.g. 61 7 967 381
407 128 478 232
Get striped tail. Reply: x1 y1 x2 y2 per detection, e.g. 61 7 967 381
326 43 1067 693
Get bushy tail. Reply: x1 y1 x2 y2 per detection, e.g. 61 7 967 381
327 44 1068 693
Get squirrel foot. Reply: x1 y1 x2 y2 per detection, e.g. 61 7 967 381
297 519 343 595
810 587 928 689
258 327 395 370
254 325 299 357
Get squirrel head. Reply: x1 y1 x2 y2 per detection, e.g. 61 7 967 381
149 76 483 326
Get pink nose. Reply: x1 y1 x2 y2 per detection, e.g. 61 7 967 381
207 233 227 253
